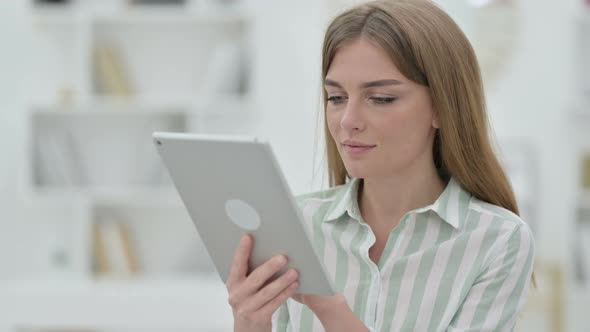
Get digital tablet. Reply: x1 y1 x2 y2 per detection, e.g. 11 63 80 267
152 132 335 296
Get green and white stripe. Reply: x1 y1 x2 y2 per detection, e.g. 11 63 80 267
272 177 535 332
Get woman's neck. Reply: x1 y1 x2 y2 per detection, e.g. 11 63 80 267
359 164 445 228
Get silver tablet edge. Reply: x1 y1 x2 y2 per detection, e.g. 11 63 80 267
153 131 265 144
260 142 336 294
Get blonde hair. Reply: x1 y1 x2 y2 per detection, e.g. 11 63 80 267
322 0 520 217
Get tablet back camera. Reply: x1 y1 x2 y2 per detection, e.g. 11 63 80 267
225 199 261 231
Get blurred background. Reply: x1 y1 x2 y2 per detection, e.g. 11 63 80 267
0 0 588 331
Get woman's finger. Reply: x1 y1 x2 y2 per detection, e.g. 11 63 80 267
226 234 252 287
244 254 288 290
231 253 288 303
241 268 298 313
258 281 299 319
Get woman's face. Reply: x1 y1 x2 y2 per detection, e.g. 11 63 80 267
325 38 439 179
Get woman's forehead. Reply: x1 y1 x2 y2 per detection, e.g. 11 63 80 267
326 39 407 86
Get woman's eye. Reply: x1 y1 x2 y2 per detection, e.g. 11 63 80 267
370 96 397 104
327 96 347 105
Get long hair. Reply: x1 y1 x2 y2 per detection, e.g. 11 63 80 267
321 0 520 217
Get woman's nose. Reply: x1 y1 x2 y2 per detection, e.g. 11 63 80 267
340 99 365 132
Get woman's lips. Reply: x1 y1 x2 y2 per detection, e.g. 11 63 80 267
342 144 376 156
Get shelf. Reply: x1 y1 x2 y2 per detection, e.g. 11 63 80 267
29 187 183 206
0 273 219 291
89 187 183 207
193 93 253 115
31 5 83 27
94 8 249 25
31 105 188 116
88 96 194 112
31 93 253 115
90 93 253 114
32 5 249 27
33 14 81 29
0 274 233 330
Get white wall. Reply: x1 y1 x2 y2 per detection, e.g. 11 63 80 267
246 0 328 195
0 0 42 277
484 0 579 262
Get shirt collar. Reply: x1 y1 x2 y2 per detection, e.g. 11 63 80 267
322 176 471 229
323 177 363 222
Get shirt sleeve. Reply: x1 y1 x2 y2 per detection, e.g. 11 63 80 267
446 223 536 331
272 302 290 332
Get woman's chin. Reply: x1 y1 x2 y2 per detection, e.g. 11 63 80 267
344 167 370 179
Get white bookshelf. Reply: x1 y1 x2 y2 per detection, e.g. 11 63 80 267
569 12 590 331
18 0 254 330
0 275 233 331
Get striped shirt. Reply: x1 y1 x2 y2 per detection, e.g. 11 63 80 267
272 177 535 332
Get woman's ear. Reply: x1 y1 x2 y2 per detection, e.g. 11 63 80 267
432 114 440 129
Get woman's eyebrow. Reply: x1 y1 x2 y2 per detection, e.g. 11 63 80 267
323 78 404 88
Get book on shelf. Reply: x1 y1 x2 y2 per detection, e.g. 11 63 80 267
93 217 141 277
582 153 590 190
93 42 134 98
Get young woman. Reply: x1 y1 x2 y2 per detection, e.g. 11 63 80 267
226 1 535 331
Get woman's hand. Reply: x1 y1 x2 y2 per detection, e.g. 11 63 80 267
227 234 300 332
291 293 348 317
292 293 369 332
